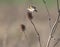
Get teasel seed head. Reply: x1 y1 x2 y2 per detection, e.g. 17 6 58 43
21 24 26 32
27 12 33 20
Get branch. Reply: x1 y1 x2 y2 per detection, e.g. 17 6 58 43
43 0 60 47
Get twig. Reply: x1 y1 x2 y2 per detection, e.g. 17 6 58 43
45 0 60 47
15 24 28 47
46 17 58 47
27 11 42 47
43 0 51 29
53 39 60 47
42 0 52 47
3 24 13 47
30 20 42 47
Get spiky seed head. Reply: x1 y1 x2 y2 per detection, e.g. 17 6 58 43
21 24 26 31
27 12 33 20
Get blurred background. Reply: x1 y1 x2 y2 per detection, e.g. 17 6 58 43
0 0 60 47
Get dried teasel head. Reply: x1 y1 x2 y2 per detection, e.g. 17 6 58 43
20 24 26 31
27 11 33 20
27 5 37 20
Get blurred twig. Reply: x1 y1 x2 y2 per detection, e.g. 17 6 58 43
45 0 60 47
3 24 12 47
42 0 52 47
27 11 42 47
43 0 51 29
15 24 28 47
53 39 60 47
30 20 42 47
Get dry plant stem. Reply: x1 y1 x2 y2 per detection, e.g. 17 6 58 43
28 0 33 6
3 32 7 47
3 26 9 47
15 37 20 47
53 39 60 47
30 20 42 47
53 1 60 47
43 0 52 47
3 26 10 47
46 17 58 47
3 21 14 47
23 32 28 40
46 0 60 47
57 0 59 11
15 25 27 47
43 0 51 29
15 31 28 47
43 2 52 47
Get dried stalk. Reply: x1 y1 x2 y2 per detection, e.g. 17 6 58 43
42 0 52 47
53 39 60 47
3 23 13 47
3 25 11 47
3 32 7 47
27 11 42 47
15 24 27 47
46 15 59 47
30 20 42 47
45 0 60 47
43 0 51 28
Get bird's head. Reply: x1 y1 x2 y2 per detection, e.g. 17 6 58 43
27 5 37 12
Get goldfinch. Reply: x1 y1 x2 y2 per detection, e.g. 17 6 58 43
27 5 37 12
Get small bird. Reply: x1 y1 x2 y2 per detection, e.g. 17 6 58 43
27 5 37 12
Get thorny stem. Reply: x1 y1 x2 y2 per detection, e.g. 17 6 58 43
42 0 52 47
43 0 51 29
53 39 60 47
29 20 42 47
46 17 58 47
53 1 60 47
46 0 60 47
